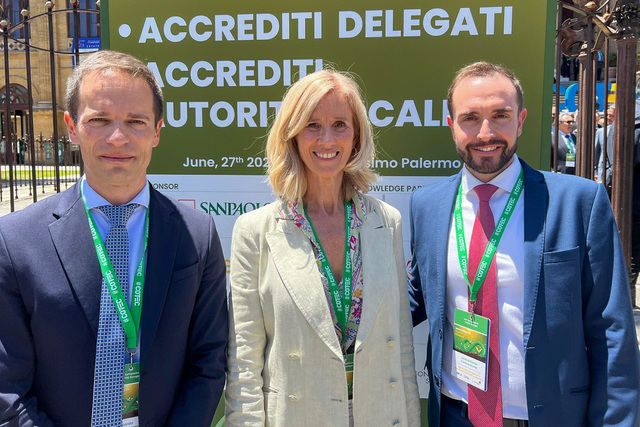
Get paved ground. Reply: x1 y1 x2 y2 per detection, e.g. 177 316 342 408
2 188 640 348
0 184 62 216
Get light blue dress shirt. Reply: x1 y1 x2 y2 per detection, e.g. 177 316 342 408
81 176 149 297
82 177 149 363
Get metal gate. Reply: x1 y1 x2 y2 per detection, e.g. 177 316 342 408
0 0 99 212
552 0 640 299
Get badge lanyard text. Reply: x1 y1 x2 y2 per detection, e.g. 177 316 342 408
304 201 353 345
454 171 523 312
80 185 148 360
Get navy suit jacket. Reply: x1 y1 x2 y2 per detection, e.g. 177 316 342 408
409 160 640 426
0 183 228 427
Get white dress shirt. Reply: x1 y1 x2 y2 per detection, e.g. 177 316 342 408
442 155 528 420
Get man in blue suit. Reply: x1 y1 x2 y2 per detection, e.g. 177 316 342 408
409 62 639 426
0 51 228 426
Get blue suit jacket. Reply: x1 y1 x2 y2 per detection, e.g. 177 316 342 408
409 159 640 426
0 183 228 427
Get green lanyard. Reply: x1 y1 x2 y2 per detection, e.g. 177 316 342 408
80 185 148 354
304 201 353 343
454 170 523 311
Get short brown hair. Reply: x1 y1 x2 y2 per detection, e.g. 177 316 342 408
64 50 163 124
266 69 376 202
447 62 524 116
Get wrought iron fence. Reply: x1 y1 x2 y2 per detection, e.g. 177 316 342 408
552 0 640 299
0 134 81 203
0 0 99 212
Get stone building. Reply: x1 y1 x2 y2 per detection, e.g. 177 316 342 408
0 0 98 144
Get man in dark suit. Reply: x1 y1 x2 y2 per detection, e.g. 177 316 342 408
0 51 228 426
409 62 639 426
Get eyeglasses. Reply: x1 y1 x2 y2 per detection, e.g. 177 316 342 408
561 120 575 124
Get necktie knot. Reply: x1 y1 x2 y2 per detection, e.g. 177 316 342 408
474 184 498 203
98 204 138 228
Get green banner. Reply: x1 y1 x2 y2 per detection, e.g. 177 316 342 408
102 1 555 177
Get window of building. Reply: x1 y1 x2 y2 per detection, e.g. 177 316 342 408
1 0 27 39
67 0 99 39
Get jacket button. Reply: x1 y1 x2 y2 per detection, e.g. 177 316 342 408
288 394 299 401
392 420 401 426
389 380 397 389
387 337 395 348
288 352 300 360
439 329 443 339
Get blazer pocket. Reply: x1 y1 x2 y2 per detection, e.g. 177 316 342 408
171 262 199 283
569 384 589 393
543 246 579 264
542 246 580 328
262 385 279 393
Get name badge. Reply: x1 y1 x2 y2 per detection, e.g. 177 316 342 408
453 308 490 391
344 353 354 399
123 362 140 427
566 153 576 167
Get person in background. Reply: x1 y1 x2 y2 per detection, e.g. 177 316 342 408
0 50 228 426
225 69 420 426
594 110 602 129
553 111 577 174
409 61 639 426
594 107 616 190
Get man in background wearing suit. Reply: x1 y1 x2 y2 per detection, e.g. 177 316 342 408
594 107 615 189
553 111 577 174
0 50 228 426
409 62 639 426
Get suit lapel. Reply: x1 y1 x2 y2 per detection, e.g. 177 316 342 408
266 215 343 358
521 160 547 347
355 209 391 350
140 188 179 356
49 183 102 337
435 175 461 328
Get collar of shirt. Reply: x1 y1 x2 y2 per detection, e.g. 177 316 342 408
80 176 150 265
460 153 522 197
559 131 575 141
81 176 150 212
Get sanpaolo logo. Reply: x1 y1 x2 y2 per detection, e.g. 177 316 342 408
200 201 264 216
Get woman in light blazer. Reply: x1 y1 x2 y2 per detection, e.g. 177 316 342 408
225 70 420 426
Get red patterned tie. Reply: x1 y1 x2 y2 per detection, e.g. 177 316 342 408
467 184 503 427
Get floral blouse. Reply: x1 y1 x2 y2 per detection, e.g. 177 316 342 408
279 192 367 353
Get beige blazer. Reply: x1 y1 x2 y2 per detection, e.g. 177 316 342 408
225 195 420 427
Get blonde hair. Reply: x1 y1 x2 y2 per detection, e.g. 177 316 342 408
266 69 376 202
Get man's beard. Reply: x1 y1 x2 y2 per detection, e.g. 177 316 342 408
456 139 517 176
